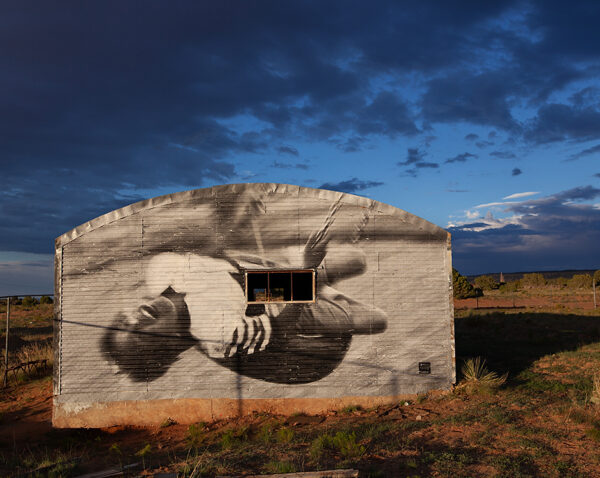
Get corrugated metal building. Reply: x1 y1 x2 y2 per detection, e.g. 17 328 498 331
53 183 454 427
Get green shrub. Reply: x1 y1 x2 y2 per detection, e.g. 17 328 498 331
499 280 520 292
310 434 335 461
221 429 236 450
21 296 38 307
474 275 498 291
220 426 249 450
567 274 592 289
453 268 481 299
548 277 568 288
309 431 365 460
40 296 53 304
332 431 366 458
186 422 206 448
258 423 274 444
276 427 294 444
521 273 546 288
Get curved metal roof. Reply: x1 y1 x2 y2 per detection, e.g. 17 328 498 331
56 183 448 248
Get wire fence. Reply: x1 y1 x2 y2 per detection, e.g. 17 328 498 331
2 294 54 387
455 291 598 311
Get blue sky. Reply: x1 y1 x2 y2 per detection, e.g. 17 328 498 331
1 1 600 294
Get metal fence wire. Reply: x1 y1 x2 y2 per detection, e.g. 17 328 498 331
2 294 54 387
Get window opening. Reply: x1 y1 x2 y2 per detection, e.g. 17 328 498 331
246 270 315 303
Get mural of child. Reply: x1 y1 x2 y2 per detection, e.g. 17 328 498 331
101 195 388 384
102 244 387 384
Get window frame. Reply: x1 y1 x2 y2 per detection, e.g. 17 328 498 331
245 269 316 304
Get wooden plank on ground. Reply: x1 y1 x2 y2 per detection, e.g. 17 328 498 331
217 470 359 478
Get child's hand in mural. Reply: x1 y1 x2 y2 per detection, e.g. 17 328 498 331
222 312 272 357
141 253 274 359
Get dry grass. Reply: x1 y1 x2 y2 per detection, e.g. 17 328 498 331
4 341 53 383
13 341 53 366
591 373 600 405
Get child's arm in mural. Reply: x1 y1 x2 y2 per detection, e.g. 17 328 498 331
142 252 271 358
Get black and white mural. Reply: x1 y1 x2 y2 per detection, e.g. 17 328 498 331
101 197 388 384
55 184 453 423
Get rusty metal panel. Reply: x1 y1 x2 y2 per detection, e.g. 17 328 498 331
53 183 454 426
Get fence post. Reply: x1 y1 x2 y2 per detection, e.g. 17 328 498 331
3 298 10 387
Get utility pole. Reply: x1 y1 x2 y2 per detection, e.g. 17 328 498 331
3 298 10 387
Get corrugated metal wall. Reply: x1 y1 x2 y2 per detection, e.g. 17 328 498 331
54 183 453 425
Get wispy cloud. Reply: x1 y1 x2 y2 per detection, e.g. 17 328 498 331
398 148 438 176
512 168 523 176
503 191 539 200
277 145 299 157
319 178 383 194
449 185 600 274
271 161 309 170
445 152 477 164
474 201 518 209
568 143 600 161
490 150 517 159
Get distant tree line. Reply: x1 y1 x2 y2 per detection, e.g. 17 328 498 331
6 296 53 306
453 269 600 299
452 268 482 299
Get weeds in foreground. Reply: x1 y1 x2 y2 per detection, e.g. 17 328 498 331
424 450 474 477
220 426 249 450
8 448 80 478
177 452 226 478
160 417 177 428
590 373 600 405
458 357 507 393
275 427 294 444
264 460 297 473
585 426 600 442
333 431 365 458
341 404 363 414
186 423 206 450
309 431 365 462
488 453 537 477
4 342 53 384
257 422 275 444
135 444 152 469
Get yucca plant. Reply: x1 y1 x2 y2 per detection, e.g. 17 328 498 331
459 357 507 392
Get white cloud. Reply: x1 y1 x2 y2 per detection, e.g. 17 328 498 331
503 191 540 200
474 201 518 209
